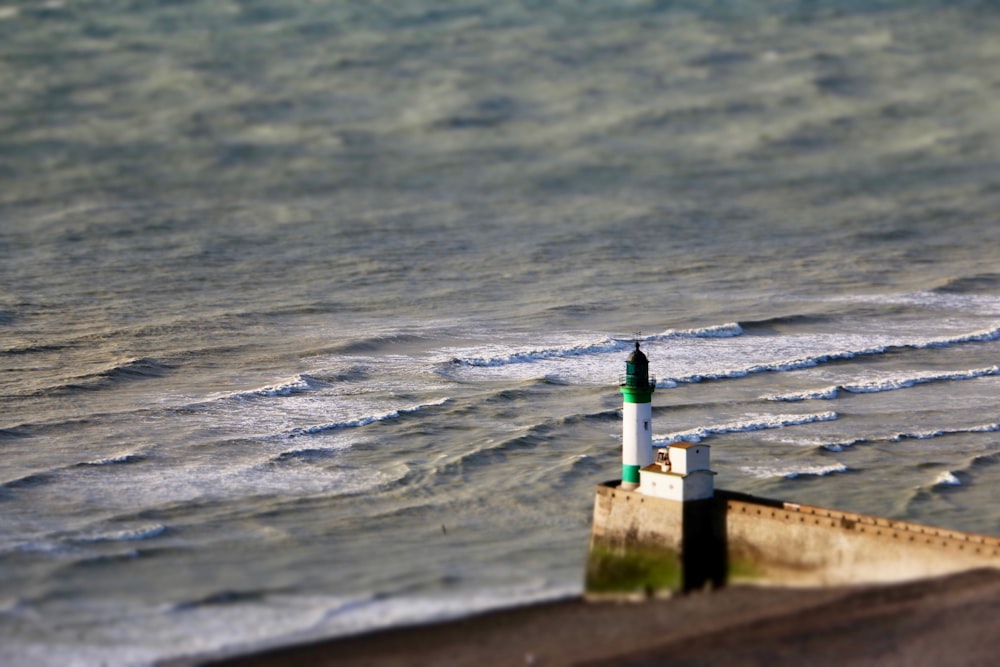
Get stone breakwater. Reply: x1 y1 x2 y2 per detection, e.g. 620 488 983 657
585 484 1000 596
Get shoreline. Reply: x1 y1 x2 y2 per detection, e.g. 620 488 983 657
163 568 1000 667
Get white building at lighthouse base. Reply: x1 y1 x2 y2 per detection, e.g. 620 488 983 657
638 443 715 502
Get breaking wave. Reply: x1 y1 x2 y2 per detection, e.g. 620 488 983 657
742 462 850 480
452 337 622 367
73 524 167 544
819 423 1000 451
226 374 329 400
933 471 962 487
282 398 451 438
654 411 839 445
451 323 745 368
765 365 1000 401
890 422 1000 442
768 386 843 402
76 453 147 467
648 322 744 339
820 438 868 452
673 325 1000 384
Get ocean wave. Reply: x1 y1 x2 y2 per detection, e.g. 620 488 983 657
9 540 73 556
42 357 175 394
283 397 450 438
312 583 577 642
451 337 622 367
324 333 428 355
551 454 604 487
678 325 1000 385
227 374 328 400
890 422 1000 442
171 589 271 612
742 462 850 480
821 423 999 450
765 365 1000 402
0 472 54 490
921 325 1000 347
820 438 868 452
933 471 962 487
0 343 68 355
76 452 146 467
766 386 842 402
103 357 171 378
970 453 1000 469
918 454 999 495
653 411 838 445
932 273 1000 294
739 314 834 330
73 524 167 544
450 323 744 368
648 322 744 339
837 290 1000 314
271 447 340 463
432 425 554 477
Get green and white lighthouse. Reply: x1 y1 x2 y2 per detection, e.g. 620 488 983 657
619 340 655 490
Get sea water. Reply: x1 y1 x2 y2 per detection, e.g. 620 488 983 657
2 1 1000 664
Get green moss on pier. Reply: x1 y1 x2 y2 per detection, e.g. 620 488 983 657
585 544 682 595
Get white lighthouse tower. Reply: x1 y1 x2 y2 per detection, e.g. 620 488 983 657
619 340 655 490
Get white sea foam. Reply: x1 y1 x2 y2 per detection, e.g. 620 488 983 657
844 366 1000 394
653 411 839 445
922 325 1000 347
283 397 450 438
39 440 410 514
821 438 867 452
933 471 962 487
73 523 167 544
892 429 946 440
968 423 1000 433
674 326 1000 384
742 462 849 479
227 375 325 400
649 322 744 339
766 386 841 402
452 337 622 367
765 366 1000 401
444 322 1000 391
890 422 1000 442
451 323 744 369
78 452 146 466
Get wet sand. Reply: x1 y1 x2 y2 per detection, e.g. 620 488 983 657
167 568 1000 667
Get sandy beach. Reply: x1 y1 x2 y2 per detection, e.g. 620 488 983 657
165 568 1000 667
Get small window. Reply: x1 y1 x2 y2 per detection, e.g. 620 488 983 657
643 420 649 431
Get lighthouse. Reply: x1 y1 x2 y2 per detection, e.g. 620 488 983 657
619 340 655 490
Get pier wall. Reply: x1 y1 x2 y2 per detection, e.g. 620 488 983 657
585 484 1000 596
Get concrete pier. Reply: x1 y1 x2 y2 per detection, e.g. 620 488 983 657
585 483 1000 597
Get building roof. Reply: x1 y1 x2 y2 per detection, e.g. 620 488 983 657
626 340 647 364
668 442 710 450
